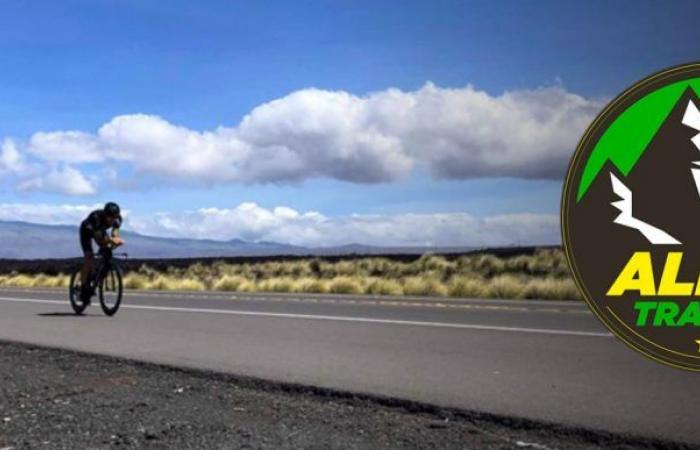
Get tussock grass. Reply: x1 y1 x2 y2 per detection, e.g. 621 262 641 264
292 277 329 294
213 275 248 291
488 275 527 299
0 273 68 288
523 277 582 300
328 276 364 294
447 276 489 298
149 276 205 291
235 280 258 292
258 277 296 293
365 278 403 296
2 274 37 287
4 248 582 300
402 276 448 297
124 274 149 290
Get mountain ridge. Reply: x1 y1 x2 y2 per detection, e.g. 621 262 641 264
0 219 481 259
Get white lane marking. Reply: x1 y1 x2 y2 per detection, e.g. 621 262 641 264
0 288 589 314
0 287 588 307
0 296 611 338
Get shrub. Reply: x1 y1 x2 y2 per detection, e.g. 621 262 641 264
308 259 322 276
523 277 582 300
402 276 448 297
0 249 584 301
365 278 404 296
488 275 526 299
447 276 489 298
292 277 329 294
236 280 258 292
328 276 364 294
258 277 295 293
124 274 149 290
175 278 206 291
2 274 35 287
53 275 70 288
147 276 205 291
472 254 506 277
213 275 248 291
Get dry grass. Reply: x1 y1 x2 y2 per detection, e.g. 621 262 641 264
213 275 249 291
258 277 296 293
402 276 448 297
124 273 149 290
328 276 364 295
488 275 527 299
364 278 403 296
0 273 68 288
4 248 581 300
447 276 490 298
292 277 329 294
148 276 206 291
522 277 582 301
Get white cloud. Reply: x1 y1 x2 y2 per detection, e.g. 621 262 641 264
1 82 603 194
18 165 97 196
126 202 328 243
0 201 559 247
0 139 29 174
370 83 602 179
0 203 101 225
28 131 103 163
97 114 251 182
126 202 559 247
236 88 413 183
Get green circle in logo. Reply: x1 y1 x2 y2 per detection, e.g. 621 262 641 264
562 62 700 371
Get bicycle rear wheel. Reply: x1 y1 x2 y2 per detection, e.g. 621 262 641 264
99 264 123 316
69 268 88 315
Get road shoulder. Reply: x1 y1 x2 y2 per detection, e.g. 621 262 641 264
0 340 688 449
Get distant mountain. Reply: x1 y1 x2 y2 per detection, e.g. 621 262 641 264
0 220 478 259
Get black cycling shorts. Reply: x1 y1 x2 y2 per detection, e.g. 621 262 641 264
79 225 105 256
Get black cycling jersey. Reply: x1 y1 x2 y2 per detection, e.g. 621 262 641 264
79 210 122 255
81 209 122 235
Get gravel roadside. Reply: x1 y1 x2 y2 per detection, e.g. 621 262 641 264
0 340 690 449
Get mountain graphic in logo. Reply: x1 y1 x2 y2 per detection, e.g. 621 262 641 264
615 95 700 245
563 63 700 371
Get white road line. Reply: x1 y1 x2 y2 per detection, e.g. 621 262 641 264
0 288 589 314
0 296 611 338
0 288 588 307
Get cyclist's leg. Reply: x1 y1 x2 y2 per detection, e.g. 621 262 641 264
79 226 95 301
80 254 94 286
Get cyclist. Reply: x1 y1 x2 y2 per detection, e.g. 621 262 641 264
79 202 125 303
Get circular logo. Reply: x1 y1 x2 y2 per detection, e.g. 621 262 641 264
562 62 700 371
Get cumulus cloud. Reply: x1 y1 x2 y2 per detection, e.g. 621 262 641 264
17 165 97 196
27 131 103 163
0 201 559 246
0 203 102 225
126 202 559 247
1 82 603 194
373 83 601 179
0 139 29 174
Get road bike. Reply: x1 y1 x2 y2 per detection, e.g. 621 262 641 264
69 246 126 316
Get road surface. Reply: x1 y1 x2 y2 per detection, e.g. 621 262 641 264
0 287 697 445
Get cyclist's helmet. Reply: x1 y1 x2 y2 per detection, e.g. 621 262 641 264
104 202 121 218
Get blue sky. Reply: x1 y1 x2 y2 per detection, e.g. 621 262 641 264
0 0 698 246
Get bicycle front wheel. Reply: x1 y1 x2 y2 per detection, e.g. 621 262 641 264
69 268 88 315
99 264 123 316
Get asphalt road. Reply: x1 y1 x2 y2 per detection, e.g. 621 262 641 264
0 287 698 445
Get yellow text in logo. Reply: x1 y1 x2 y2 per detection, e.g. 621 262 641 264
607 252 698 296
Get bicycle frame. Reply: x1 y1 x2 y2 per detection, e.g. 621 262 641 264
71 245 127 316
94 247 128 277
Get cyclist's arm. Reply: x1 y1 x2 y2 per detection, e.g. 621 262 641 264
110 218 124 244
94 230 111 247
